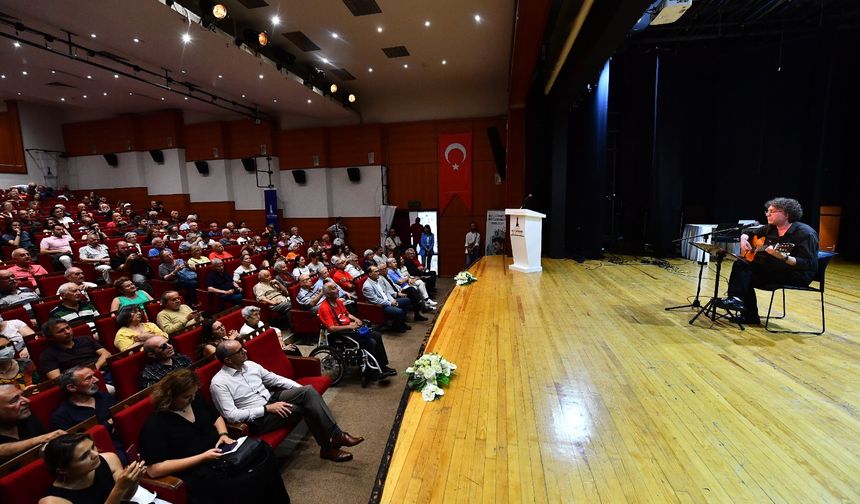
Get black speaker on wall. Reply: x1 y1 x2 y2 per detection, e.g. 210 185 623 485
292 170 307 185
487 126 506 179
103 153 118 167
241 157 256 172
347 167 361 182
149 150 164 164
194 160 209 175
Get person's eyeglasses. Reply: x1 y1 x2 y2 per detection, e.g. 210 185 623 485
765 209 784 215
226 346 246 359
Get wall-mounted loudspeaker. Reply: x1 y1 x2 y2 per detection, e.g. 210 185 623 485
347 167 361 182
103 153 118 167
194 161 209 175
149 150 164 164
292 170 307 185
486 126 506 180
241 158 256 172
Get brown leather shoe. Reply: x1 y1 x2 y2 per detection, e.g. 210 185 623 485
331 432 364 449
320 448 353 462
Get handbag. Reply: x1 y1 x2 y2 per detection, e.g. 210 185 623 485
212 437 268 476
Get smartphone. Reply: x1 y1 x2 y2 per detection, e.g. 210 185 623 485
218 441 238 454
125 443 140 463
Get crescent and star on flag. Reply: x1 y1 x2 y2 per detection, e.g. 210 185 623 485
444 142 467 171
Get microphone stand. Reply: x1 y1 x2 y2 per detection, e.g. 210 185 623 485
665 225 742 312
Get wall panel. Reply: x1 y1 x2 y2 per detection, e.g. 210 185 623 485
224 119 275 159
277 128 327 169
385 122 437 164
327 124 383 167
136 110 183 151
62 116 137 156
0 101 26 174
388 162 437 209
183 122 225 162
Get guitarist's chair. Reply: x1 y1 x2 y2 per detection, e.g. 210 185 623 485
756 251 835 335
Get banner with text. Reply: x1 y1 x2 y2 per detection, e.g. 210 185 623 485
485 210 507 255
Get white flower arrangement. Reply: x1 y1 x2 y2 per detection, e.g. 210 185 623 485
405 352 458 401
454 271 478 286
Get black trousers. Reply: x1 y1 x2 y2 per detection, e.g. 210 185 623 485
727 260 812 319
332 330 389 369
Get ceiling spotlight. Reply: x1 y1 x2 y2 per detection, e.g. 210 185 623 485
368 67 373 73
83 95 87 98
0 75 4 79
184 96 189 100
307 99 312 104
217 74 223 78
182 33 192 44
103 92 108 96
212 3 227 19
474 14 482 23
161 97 165 100
332 32 339 39
271 15 281 26
13 41 20 48
180 69 187 74
113 74 119 79
87 75 92 79
129 92 133 96
321 58 330 64
258 31 268 46
51 70 56 74
442 59 447 65
16 92 21 96
377 26 383 33
90 33 97 38
424 20 431 27
348 94 356 103
273 99 277 103
330 83 338 93
258 74 264 79
133 37 140 43
60 97 65 102
403 64 408 69
21 71 27 76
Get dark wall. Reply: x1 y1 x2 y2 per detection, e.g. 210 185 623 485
607 29 860 259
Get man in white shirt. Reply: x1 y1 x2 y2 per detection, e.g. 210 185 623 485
287 227 304 251
210 339 364 462
465 222 481 266
78 234 113 283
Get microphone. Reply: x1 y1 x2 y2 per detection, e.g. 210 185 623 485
520 193 533 209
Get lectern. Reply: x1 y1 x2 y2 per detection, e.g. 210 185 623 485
505 208 546 273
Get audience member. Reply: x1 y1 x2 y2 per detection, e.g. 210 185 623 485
0 336 37 389
0 269 40 316
155 291 201 336
186 245 211 267
329 257 356 292
410 217 424 249
292 255 310 280
327 216 348 245
272 260 295 289
318 283 395 382
49 283 100 332
237 306 282 344
147 237 172 258
140 369 291 502
109 277 154 313
380 262 428 319
232 254 257 283
77 234 113 283
361 266 414 332
253 270 291 320
390 256 436 309
0 316 34 360
296 273 325 313
3 221 35 252
210 339 363 461
384 228 402 256
0 383 65 461
287 226 304 251
372 246 387 267
61 267 98 300
208 242 232 260
206 259 243 306
113 305 167 352
158 250 198 304
139 335 192 389
7 248 48 290
40 433 146 504
109 241 152 292
198 319 239 358
38 319 110 380
40 224 75 270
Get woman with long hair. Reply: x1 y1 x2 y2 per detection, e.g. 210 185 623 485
139 369 290 503
113 305 167 352
198 318 239 358
109 277 154 313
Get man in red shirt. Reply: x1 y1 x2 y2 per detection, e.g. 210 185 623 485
317 283 395 383
6 248 48 291
329 257 355 292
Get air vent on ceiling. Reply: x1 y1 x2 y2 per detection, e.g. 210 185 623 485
237 0 269 8
342 0 382 16
330 68 356 81
45 82 76 88
283 31 320 52
382 46 410 58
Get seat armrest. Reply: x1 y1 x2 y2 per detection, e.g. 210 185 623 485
288 356 322 378
226 422 250 437
141 475 183 490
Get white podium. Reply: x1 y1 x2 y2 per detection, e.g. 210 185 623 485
505 208 546 273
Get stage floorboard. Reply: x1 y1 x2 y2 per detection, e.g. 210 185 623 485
380 255 860 503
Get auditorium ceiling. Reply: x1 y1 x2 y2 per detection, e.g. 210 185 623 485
0 0 515 125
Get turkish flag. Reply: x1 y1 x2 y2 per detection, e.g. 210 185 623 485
438 132 473 213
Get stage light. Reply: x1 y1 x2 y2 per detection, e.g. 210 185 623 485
133 37 140 43
271 15 281 26
442 59 447 65
332 32 339 39
212 3 227 19
60 97 65 101
348 94 356 103
424 20 431 27
474 14 482 23
377 26 383 33
13 41 20 48
330 83 338 93
21 71 27 75
307 99 312 104
90 33 97 38
258 31 268 46
182 33 192 44
368 67 373 72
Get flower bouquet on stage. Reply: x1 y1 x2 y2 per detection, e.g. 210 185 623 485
454 271 477 286
405 353 458 401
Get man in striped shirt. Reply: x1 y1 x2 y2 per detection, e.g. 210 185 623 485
49 283 99 333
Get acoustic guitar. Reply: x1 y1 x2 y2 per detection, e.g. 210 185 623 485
741 235 794 263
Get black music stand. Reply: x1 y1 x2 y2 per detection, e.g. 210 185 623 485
687 242 745 330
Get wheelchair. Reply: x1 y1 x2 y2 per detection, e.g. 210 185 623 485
309 324 383 388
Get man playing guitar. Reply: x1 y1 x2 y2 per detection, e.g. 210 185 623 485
720 197 819 324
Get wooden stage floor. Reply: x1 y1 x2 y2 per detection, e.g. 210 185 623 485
380 255 860 503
